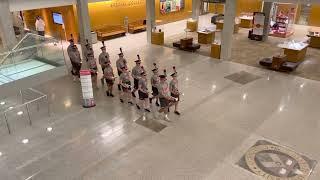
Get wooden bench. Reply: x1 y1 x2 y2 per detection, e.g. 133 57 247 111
128 20 146 34
95 25 126 41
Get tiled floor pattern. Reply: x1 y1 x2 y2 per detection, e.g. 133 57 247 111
0 45 319 179
237 140 317 179
0 13 320 180
224 71 262 85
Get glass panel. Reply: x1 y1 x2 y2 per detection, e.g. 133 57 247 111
0 33 66 85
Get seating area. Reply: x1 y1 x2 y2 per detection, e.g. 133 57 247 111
95 25 126 41
128 20 146 34
173 37 201 52
259 55 300 72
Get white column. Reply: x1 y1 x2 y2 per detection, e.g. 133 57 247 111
221 0 236 60
76 0 92 58
146 0 155 43
192 0 201 21
262 1 273 41
0 0 17 50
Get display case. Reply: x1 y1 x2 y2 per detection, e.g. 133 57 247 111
239 13 254 28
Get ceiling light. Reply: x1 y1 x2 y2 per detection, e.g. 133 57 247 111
47 127 53 132
22 139 29 144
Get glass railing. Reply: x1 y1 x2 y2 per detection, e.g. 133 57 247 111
0 33 66 85
0 88 50 134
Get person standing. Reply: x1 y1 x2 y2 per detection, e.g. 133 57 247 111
87 52 98 89
169 66 180 115
99 41 110 84
137 71 151 112
85 39 94 62
119 67 133 105
67 37 82 81
158 72 177 121
150 63 160 106
35 16 45 36
104 61 115 97
131 55 145 98
116 48 127 90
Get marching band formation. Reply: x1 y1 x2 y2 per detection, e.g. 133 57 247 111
67 36 181 121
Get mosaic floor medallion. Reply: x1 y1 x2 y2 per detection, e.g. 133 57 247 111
237 140 317 180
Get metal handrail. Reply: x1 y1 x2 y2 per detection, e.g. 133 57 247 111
1 88 50 134
0 33 59 65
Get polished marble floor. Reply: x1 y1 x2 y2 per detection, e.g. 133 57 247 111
0 43 320 179
164 13 320 82
1 13 320 180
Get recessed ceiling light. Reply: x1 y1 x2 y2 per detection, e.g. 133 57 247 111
0 102 5 105
22 139 29 144
47 127 53 132
242 93 247 100
17 111 23 115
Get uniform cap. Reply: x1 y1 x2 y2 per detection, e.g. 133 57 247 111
141 71 146 76
152 68 158 72
100 46 106 50
171 72 177 77
69 34 74 42
135 59 141 63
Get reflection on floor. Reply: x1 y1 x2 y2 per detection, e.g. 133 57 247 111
164 14 320 81
0 59 55 85
0 44 320 179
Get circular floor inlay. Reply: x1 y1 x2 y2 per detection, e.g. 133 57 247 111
245 145 310 180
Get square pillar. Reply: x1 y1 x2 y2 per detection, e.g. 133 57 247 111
221 0 236 60
262 2 273 42
146 0 155 43
0 0 17 50
76 0 92 58
192 0 201 21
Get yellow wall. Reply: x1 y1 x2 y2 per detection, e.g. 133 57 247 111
208 0 262 15
309 5 320 27
236 0 262 15
88 0 193 28
88 0 146 29
209 3 224 14
23 5 78 42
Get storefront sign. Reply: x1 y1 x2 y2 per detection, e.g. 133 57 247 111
109 0 144 8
